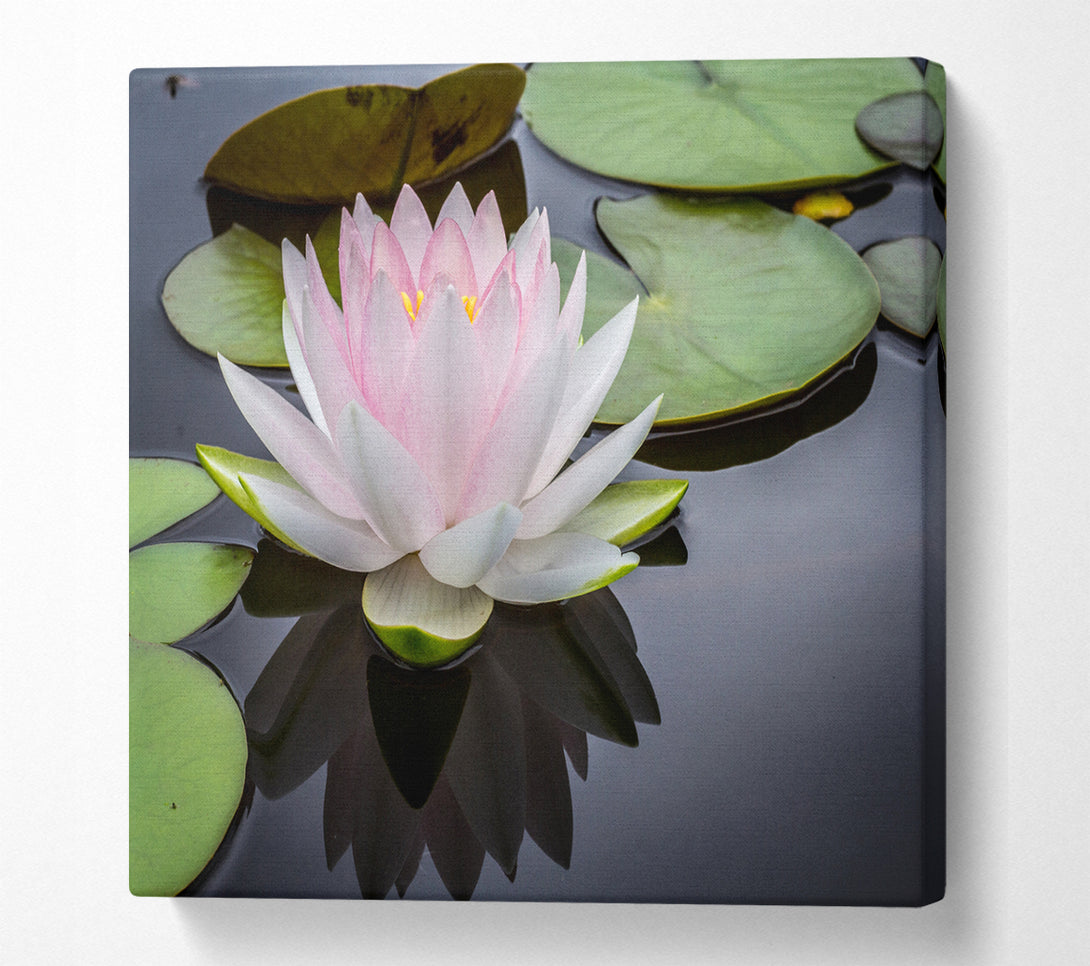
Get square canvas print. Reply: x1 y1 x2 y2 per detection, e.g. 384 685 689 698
129 59 946 903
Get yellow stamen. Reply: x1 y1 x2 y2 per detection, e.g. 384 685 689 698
400 289 425 321
462 295 478 322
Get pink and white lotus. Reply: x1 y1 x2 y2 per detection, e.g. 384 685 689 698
198 184 685 665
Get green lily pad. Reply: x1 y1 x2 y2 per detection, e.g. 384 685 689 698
936 253 946 349
560 480 688 546
204 64 525 204
863 236 943 337
162 225 291 367
522 59 925 192
129 457 220 548
554 194 880 425
925 61 947 182
855 90 944 171
129 542 254 643
130 639 247 896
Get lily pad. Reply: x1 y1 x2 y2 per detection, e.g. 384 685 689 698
554 194 880 425
863 236 943 337
129 542 254 643
129 457 220 548
925 61 947 182
162 225 292 367
522 59 925 192
130 639 247 895
204 64 525 204
855 90 944 171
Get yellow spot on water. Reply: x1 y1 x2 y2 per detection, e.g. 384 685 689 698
793 191 854 221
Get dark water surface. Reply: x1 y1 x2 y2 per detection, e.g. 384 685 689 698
130 65 945 904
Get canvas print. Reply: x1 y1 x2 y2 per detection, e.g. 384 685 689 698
129 59 946 903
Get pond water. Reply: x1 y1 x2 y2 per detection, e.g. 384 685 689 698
130 64 945 904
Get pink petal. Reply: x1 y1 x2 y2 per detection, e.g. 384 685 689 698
434 182 474 235
298 284 366 433
466 191 509 288
305 236 346 356
369 222 415 300
357 271 415 429
418 218 478 298
470 267 520 415
399 281 492 522
218 354 365 520
352 192 382 244
389 184 433 282
457 331 570 520
339 210 371 382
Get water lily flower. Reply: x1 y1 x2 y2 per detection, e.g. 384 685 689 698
198 183 686 666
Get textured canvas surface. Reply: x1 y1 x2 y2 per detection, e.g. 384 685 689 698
129 59 946 903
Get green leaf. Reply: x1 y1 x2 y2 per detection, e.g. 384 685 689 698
129 457 220 548
129 639 247 896
162 225 290 367
924 61 947 182
863 236 943 337
521 59 925 192
129 542 254 644
560 480 688 546
555 194 880 425
363 555 493 668
204 64 526 204
855 90 945 171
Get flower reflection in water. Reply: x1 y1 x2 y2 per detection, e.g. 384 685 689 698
241 539 665 899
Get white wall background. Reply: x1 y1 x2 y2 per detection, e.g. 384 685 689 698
3 1 1087 962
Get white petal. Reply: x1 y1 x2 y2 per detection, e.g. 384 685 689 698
281 239 307 337
418 503 522 588
218 354 365 520
524 296 638 497
477 532 639 604
363 555 494 663
281 300 328 437
239 474 401 573
334 400 445 553
517 394 661 540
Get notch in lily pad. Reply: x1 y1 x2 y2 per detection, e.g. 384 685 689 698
552 194 880 426
204 64 525 205
522 59 927 192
